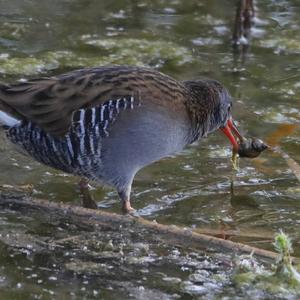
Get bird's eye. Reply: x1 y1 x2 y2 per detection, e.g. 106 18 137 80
227 103 232 112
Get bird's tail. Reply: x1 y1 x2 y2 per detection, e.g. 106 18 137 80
0 82 21 128
0 110 20 128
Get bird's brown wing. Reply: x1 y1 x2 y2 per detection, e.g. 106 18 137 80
0 66 187 137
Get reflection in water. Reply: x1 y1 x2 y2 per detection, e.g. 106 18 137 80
232 0 255 60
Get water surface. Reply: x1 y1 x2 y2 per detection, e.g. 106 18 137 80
0 0 300 298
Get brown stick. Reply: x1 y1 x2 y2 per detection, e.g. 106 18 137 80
265 124 300 182
279 150 300 182
194 227 275 240
0 191 298 264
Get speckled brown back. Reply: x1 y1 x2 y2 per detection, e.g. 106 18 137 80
0 66 188 136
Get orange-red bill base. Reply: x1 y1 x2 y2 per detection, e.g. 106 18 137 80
220 119 244 152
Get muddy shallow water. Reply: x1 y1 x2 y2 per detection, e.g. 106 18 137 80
0 0 300 298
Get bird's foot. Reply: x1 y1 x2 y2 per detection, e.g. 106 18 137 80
122 200 136 214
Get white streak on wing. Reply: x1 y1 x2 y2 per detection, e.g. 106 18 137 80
79 109 84 122
79 109 86 155
51 139 65 166
66 135 74 158
109 101 114 119
130 96 134 109
0 111 21 127
116 99 120 113
90 134 94 155
80 135 85 155
35 129 40 142
103 119 108 129
94 125 100 156
123 98 127 109
52 140 57 152
91 107 95 127
79 109 85 134
27 122 32 132
42 135 51 164
51 139 63 165
95 124 100 138
100 105 105 121
78 155 84 166
103 120 109 136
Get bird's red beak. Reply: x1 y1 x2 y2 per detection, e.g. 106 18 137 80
220 119 244 152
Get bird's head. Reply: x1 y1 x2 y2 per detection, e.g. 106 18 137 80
184 79 244 151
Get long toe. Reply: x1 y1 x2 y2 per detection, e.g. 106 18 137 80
122 200 135 214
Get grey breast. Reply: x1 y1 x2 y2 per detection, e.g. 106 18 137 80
98 99 192 189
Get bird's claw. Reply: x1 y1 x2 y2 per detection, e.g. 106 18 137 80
122 201 136 215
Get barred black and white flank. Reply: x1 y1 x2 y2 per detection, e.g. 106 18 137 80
7 96 139 181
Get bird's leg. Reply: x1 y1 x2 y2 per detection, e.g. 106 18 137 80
118 188 135 214
78 178 98 209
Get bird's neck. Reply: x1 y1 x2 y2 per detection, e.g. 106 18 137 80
183 95 214 144
183 81 222 144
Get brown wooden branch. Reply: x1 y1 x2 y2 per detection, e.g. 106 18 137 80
1 189 299 264
264 124 300 182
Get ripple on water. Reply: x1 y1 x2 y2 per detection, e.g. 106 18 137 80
191 37 223 46
255 106 300 124
259 37 300 54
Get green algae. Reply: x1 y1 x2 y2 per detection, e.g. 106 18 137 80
0 56 50 76
82 37 194 66
0 38 195 76
274 231 300 285
233 232 300 297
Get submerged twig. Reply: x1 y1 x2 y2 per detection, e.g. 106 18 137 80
278 149 300 182
266 124 300 183
0 189 299 264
